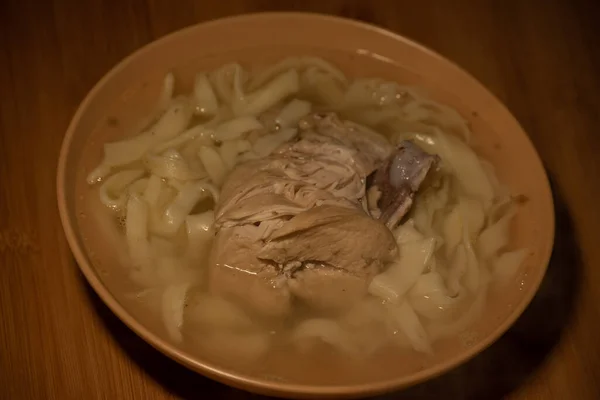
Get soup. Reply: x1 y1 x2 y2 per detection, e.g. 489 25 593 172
81 56 526 383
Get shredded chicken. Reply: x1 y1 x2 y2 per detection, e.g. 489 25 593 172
208 112 437 317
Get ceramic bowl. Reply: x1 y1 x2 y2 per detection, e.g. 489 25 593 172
57 12 554 399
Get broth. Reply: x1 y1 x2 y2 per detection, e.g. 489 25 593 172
74 49 538 386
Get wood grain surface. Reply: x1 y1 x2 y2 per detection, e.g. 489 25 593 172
1 0 599 399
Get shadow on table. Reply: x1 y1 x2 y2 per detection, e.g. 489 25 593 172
83 177 581 400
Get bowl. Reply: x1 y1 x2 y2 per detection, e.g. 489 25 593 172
57 12 555 399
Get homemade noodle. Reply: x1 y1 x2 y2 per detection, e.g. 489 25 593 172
87 56 525 361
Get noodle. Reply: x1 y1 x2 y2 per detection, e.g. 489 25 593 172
162 283 190 342
158 72 175 111
213 116 263 142
99 169 145 211
389 300 433 355
275 99 312 128
292 318 360 356
247 56 347 91
252 127 298 157
145 149 207 181
198 146 227 186
233 69 300 117
368 223 437 303
193 73 219 115
87 56 525 354
218 140 252 170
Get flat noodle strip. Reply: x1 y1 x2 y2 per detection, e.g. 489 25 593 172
248 56 347 91
158 72 175 111
99 169 145 211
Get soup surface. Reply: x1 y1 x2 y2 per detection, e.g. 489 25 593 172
76 53 534 386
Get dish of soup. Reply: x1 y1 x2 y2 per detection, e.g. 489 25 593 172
80 56 529 377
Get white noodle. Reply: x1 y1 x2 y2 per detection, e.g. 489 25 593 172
275 99 312 128
107 97 192 162
492 248 528 283
447 245 467 297
369 223 436 303
209 63 245 104
143 174 163 207
412 179 451 237
432 129 495 206
198 146 227 186
459 198 486 239
158 72 175 111
477 205 517 260
145 149 206 181
88 98 193 183
185 210 214 260
218 140 251 170
127 178 149 197
162 283 190 342
160 180 217 236
125 194 153 272
99 169 145 211
342 79 387 109
442 206 463 258
389 300 433 355
408 272 462 320
151 124 213 154
400 92 471 142
253 127 297 157
292 318 359 356
427 280 489 341
301 67 346 106
193 73 218 115
213 117 263 142
248 56 347 91
166 178 185 191
233 69 300 117
462 219 481 294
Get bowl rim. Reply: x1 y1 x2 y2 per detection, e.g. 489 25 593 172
57 11 555 398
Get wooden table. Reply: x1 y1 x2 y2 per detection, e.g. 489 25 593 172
1 0 599 398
